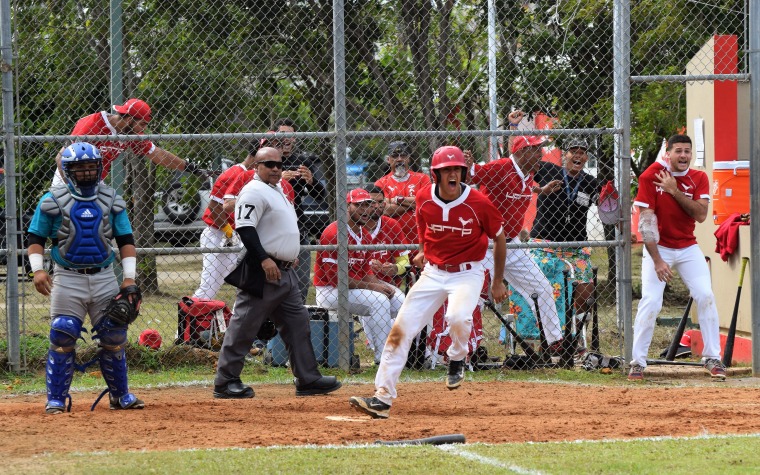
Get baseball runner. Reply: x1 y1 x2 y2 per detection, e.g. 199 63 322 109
629 134 725 380
466 133 564 351
27 142 144 413
51 98 209 186
349 146 507 419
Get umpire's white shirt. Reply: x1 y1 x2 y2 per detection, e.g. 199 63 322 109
235 175 300 262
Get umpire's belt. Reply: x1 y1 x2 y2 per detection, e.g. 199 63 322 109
270 257 295 269
430 262 475 273
63 266 105 275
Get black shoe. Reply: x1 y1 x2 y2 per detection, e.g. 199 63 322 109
295 376 342 396
348 396 390 419
447 359 465 390
213 379 255 399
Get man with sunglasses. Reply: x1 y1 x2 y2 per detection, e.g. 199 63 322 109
262 118 327 304
375 141 432 258
51 98 209 187
214 147 341 399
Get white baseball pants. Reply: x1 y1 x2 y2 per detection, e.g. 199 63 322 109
632 244 720 367
485 238 563 344
315 285 404 363
193 226 239 300
373 262 484 405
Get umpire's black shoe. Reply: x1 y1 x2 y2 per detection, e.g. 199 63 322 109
447 359 465 390
295 376 342 396
213 379 255 399
349 396 390 419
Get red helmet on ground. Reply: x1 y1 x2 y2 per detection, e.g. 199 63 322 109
431 146 466 170
138 329 162 350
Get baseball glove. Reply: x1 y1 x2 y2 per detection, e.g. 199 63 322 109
256 319 278 341
104 284 142 325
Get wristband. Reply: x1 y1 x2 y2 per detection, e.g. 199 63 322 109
122 256 137 279
29 254 44 273
509 122 520 127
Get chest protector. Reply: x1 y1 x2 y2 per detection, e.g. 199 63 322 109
41 184 126 268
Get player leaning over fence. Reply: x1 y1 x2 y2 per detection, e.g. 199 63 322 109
51 98 209 186
28 142 144 414
349 146 507 419
629 134 726 381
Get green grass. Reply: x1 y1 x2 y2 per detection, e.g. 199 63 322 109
6 433 760 474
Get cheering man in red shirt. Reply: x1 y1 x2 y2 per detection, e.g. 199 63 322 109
628 134 725 381
349 146 507 419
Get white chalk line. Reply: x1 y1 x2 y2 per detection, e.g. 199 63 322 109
437 444 543 474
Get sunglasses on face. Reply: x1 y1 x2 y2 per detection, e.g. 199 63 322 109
258 160 283 169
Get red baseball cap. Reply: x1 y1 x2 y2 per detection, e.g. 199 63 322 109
346 188 373 203
113 98 152 122
511 135 545 154
138 329 162 350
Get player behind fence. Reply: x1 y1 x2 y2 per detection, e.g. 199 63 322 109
28 142 144 414
349 145 507 419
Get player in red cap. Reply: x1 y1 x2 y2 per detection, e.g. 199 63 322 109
465 110 564 353
52 98 208 186
349 145 507 419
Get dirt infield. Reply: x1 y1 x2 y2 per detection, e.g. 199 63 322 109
3 380 760 457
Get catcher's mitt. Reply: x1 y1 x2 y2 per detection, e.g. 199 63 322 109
104 284 142 325
256 319 278 341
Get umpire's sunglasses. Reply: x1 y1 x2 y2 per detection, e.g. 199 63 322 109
257 160 283 169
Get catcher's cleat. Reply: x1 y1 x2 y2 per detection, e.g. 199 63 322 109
44 401 67 415
349 396 390 419
628 364 645 381
446 359 465 390
295 376 342 396
704 359 727 380
109 393 145 410
214 379 255 399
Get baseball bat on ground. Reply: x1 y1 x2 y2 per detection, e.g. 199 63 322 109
590 266 599 352
664 297 693 361
484 300 540 361
722 256 749 367
375 434 466 446
646 359 703 367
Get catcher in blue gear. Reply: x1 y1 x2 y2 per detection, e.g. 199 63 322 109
27 142 144 414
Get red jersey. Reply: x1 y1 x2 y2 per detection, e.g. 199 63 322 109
375 171 431 245
470 157 533 239
415 184 504 266
201 164 247 228
634 162 709 249
313 222 373 287
202 168 295 230
71 112 155 179
368 216 407 284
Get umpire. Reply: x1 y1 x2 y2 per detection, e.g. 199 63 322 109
214 147 341 398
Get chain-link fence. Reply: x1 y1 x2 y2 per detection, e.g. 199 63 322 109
1 1 751 375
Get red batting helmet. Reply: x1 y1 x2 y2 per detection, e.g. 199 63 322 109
431 146 466 170
138 329 162 350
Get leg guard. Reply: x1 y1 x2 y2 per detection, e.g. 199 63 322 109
46 315 83 414
92 318 144 411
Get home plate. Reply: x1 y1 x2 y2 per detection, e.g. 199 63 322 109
326 415 369 422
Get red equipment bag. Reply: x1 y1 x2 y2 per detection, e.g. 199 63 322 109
176 296 232 350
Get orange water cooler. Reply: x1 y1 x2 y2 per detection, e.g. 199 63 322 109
711 161 750 225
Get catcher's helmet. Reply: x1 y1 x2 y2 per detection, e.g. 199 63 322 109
138 329 162 350
61 142 102 198
430 145 467 183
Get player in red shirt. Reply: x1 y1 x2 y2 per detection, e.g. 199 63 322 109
365 186 409 287
629 134 724 381
375 141 432 248
467 134 564 349
349 146 507 419
314 189 405 364
52 98 206 186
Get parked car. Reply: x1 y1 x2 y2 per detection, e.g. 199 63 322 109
153 160 332 245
